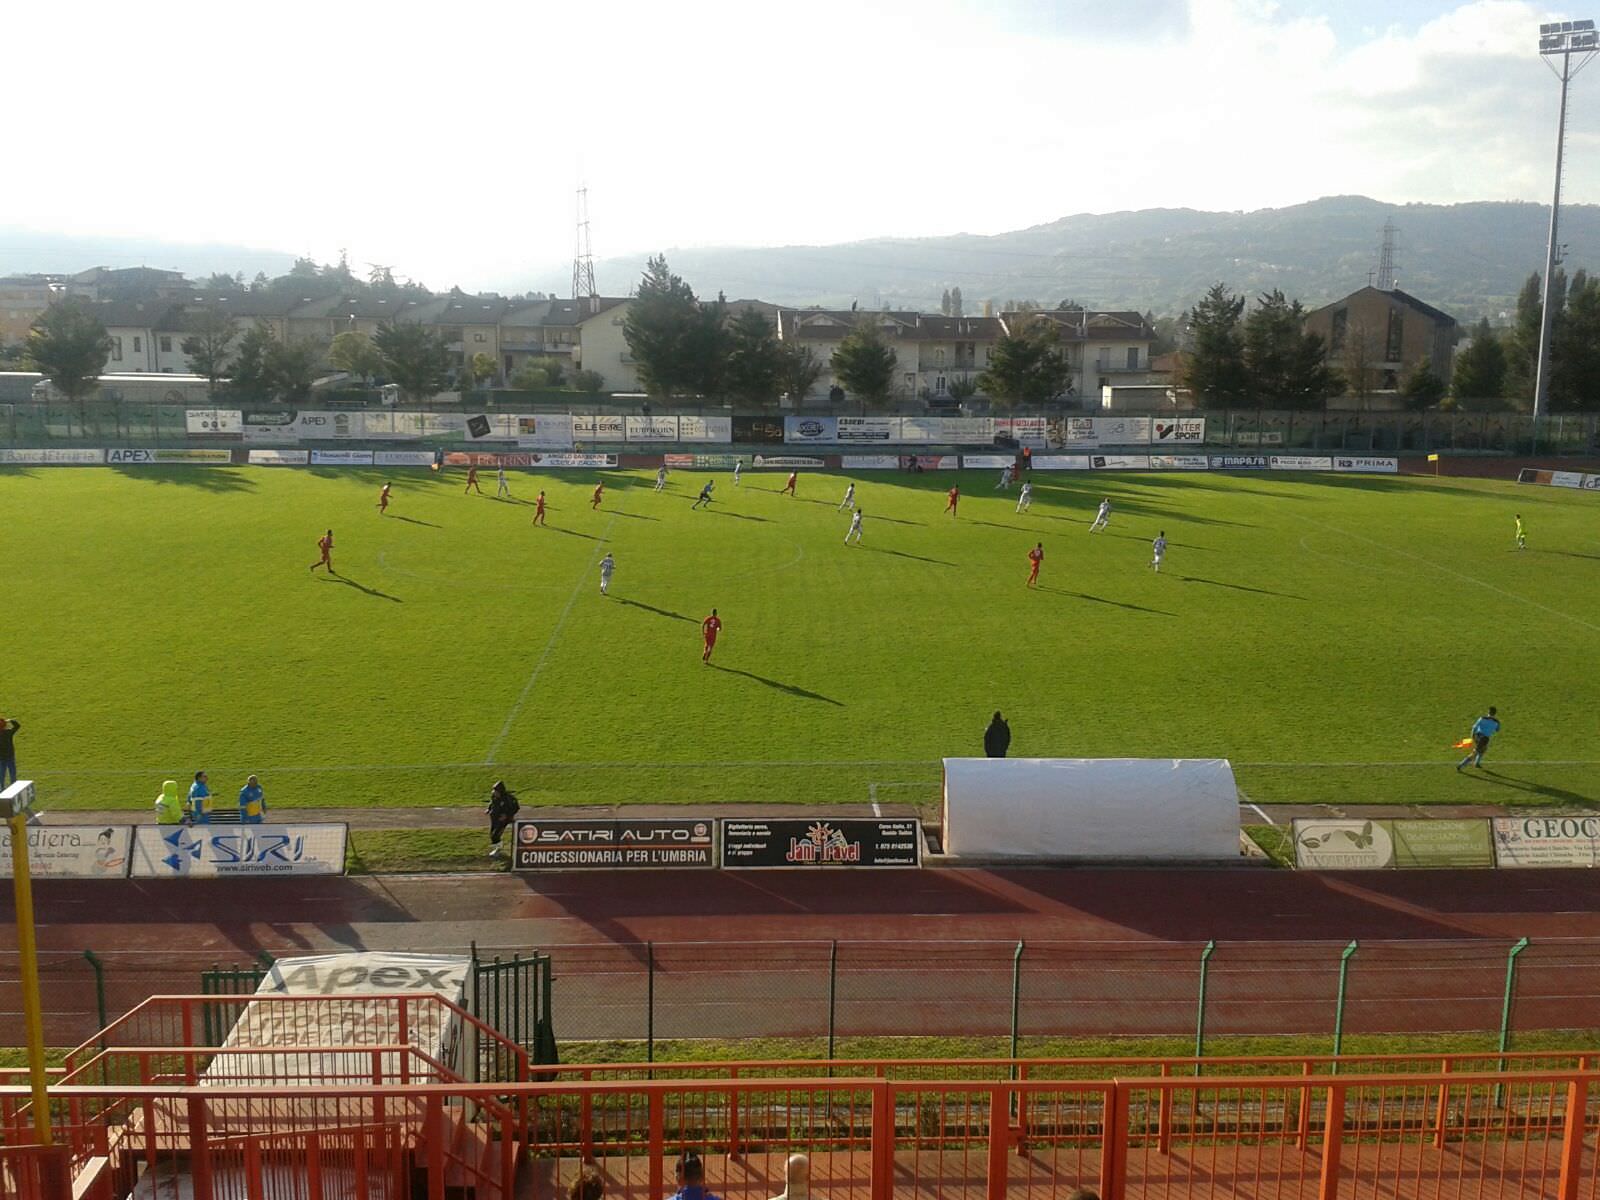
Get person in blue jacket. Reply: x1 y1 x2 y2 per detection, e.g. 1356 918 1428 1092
666 1151 722 1200
187 770 211 823
1457 706 1502 771
238 775 266 823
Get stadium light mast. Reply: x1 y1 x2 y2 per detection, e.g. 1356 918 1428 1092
1533 19 1598 426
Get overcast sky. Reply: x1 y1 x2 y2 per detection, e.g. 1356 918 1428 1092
11 0 1598 290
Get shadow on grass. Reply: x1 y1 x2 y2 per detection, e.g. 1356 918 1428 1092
709 664 844 706
388 515 441 528
706 509 771 522
862 546 955 567
1179 575 1307 600
1102 532 1213 551
316 574 402 602
968 519 1032 533
612 511 661 521
544 526 605 541
110 466 257 493
1037 586 1175 616
615 598 697 623
1463 769 1598 807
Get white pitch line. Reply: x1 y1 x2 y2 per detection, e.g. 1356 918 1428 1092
1246 802 1275 826
484 515 616 763
1304 516 1600 635
868 784 882 817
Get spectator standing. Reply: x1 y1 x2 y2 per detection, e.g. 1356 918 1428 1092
0 716 18 788
154 780 184 825
487 780 520 857
188 771 211 824
668 1151 722 1200
984 712 1011 758
769 1154 810 1200
238 775 267 823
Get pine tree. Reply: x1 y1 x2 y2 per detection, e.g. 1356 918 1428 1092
724 308 784 405
977 315 1070 408
950 287 963 317
373 323 451 403
1400 358 1448 411
623 255 707 397
830 319 899 407
1180 283 1248 408
1242 290 1339 408
1450 319 1508 403
27 299 111 418
940 289 952 316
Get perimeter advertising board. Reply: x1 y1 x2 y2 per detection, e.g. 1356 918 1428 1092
665 453 744 469
962 454 1016 469
573 413 626 440
107 448 231 464
834 416 897 442
1151 418 1206 443
785 416 837 443
1270 455 1334 471
1493 815 1600 867
0 449 104 464
996 416 1048 446
513 819 715 869
1149 454 1209 470
733 416 785 445
1391 820 1494 868
0 825 132 879
310 450 373 466
130 823 348 877
248 449 308 465
512 414 575 449
1212 454 1269 469
719 818 921 868
677 416 733 443
185 409 243 435
1334 456 1399 473
1031 455 1091 470
1091 454 1150 469
899 416 994 444
625 415 680 442
1292 819 1395 869
841 455 901 469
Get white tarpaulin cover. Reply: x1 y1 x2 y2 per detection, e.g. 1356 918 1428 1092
942 757 1239 860
207 952 472 1090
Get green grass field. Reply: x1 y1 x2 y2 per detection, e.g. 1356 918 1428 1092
5 463 1597 816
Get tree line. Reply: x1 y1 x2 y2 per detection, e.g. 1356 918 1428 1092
623 255 1086 408
19 299 604 409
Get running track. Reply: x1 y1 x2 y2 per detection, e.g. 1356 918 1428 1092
7 867 1600 1045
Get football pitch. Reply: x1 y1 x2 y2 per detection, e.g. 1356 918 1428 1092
6 463 1597 815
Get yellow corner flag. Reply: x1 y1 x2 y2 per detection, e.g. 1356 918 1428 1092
1453 737 1474 749
1428 453 1441 462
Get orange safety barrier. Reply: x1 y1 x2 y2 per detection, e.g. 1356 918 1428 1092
5 1066 1600 1200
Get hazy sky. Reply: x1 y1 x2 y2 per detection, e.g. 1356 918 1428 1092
11 0 1598 290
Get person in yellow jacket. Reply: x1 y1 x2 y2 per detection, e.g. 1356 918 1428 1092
154 780 185 825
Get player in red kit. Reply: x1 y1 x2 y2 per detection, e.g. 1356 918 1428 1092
701 608 722 663
464 466 481 495
310 529 335 573
377 483 391 515
1027 542 1044 588
533 490 547 526
782 471 797 496
592 481 604 509
945 486 960 517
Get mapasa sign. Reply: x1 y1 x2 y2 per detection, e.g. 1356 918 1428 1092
130 823 348 877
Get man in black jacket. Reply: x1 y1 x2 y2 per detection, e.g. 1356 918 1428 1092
984 711 1011 758
0 717 19 788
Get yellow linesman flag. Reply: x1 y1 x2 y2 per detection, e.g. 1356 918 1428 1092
1453 737 1474 749
1428 453 1441 462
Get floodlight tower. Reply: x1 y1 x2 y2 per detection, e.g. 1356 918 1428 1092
1533 19 1598 424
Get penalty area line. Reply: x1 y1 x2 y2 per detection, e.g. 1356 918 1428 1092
483 515 616 764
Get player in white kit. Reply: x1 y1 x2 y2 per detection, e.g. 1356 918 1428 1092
654 465 668 492
1149 531 1167 572
839 482 856 510
599 552 615 595
1016 481 1033 513
496 466 510 499
994 466 1011 491
845 509 864 545
733 460 742 486
1090 498 1111 532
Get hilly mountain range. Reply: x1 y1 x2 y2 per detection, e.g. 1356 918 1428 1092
578 195 1595 323
5 196 1592 325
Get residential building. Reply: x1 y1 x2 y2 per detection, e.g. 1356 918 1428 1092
1303 286 1458 392
1010 308 1160 399
435 294 511 381
95 300 180 372
0 275 59 346
67 266 189 301
565 298 633 391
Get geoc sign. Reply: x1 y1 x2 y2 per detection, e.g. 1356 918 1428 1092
513 819 715 869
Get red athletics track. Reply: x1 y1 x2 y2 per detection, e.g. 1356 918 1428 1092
8 867 1600 1045
7 865 1600 949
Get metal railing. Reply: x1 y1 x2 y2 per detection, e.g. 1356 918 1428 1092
7 1063 1600 1200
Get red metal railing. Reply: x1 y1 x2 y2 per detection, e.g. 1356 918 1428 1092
7 1066 1600 1200
62 994 532 1085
